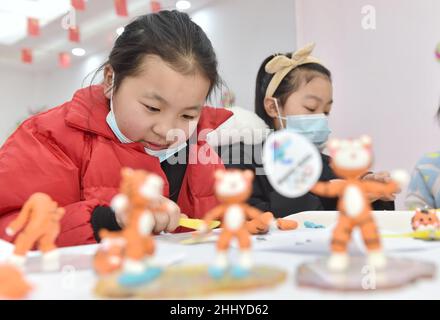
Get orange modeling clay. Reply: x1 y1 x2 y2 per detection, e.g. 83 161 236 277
0 264 32 299
246 211 298 234
5 193 65 272
311 136 408 271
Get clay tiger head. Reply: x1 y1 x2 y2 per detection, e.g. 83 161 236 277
411 208 440 231
214 169 254 204
327 135 373 179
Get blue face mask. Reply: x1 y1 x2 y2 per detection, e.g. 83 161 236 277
273 98 331 149
106 73 187 162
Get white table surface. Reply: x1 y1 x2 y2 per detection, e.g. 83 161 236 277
2 211 440 300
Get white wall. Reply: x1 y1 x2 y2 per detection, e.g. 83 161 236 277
295 0 440 208
32 52 107 108
0 52 106 144
192 0 296 108
0 66 41 143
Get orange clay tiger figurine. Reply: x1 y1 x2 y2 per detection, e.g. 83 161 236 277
99 168 174 286
200 169 266 278
411 208 440 231
5 193 65 272
311 136 408 271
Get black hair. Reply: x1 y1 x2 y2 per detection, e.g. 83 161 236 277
255 53 332 129
91 10 220 98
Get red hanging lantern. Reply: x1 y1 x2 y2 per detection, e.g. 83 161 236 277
27 18 40 37
59 52 71 68
71 0 86 11
114 0 128 17
69 26 80 43
150 1 162 13
21 48 33 64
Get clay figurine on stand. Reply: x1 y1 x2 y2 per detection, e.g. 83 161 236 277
311 136 408 271
199 169 266 279
94 168 289 298
296 136 437 291
5 193 65 272
110 168 176 287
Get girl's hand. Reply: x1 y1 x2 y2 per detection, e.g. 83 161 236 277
362 171 400 202
112 194 183 233
152 197 183 234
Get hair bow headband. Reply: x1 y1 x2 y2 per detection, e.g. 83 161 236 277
265 43 323 98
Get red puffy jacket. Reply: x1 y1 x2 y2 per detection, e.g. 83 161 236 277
0 85 232 247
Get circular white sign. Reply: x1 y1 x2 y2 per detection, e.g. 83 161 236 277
262 130 323 198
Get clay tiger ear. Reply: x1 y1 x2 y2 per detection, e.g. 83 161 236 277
360 135 372 147
243 170 254 182
214 169 226 180
327 139 340 157
327 139 339 150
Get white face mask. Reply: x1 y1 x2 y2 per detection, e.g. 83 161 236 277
105 73 187 162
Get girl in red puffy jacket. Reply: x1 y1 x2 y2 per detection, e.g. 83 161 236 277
0 10 232 247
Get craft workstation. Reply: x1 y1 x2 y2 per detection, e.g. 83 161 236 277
0 132 438 300
0 210 439 299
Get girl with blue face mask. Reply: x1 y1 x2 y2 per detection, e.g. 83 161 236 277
220 44 398 218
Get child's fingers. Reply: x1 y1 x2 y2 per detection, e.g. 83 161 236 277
363 172 391 183
165 210 181 233
376 171 391 179
153 213 170 234
161 196 180 213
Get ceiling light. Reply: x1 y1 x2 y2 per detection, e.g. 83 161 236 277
72 47 86 57
176 1 191 11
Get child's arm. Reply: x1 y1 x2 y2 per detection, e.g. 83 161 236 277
311 180 345 198
363 170 409 200
405 165 435 209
